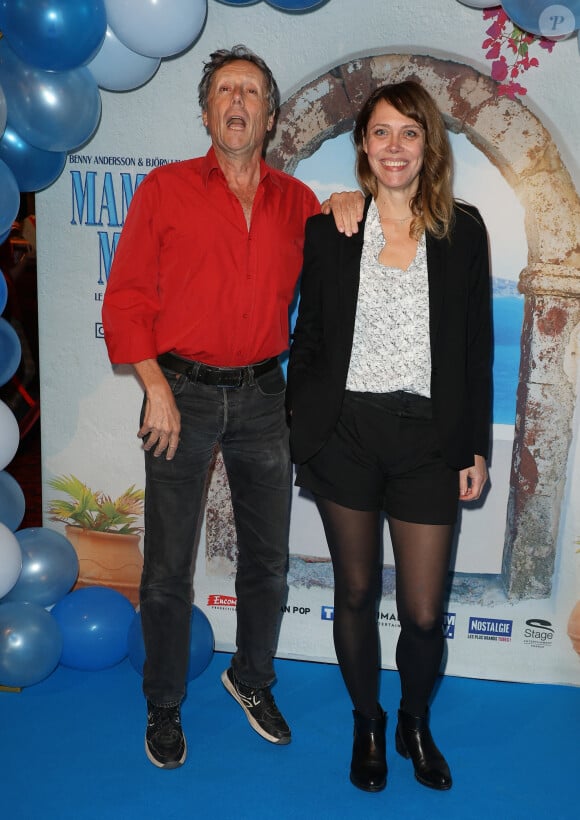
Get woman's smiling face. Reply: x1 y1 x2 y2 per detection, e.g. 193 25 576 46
362 100 425 197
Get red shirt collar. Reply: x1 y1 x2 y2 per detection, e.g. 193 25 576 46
201 145 281 191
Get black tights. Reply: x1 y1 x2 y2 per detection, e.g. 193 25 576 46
316 496 453 718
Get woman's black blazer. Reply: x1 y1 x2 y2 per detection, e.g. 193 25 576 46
286 196 492 471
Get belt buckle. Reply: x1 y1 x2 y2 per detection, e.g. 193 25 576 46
215 369 244 388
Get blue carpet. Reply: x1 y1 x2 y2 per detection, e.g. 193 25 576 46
1 652 577 819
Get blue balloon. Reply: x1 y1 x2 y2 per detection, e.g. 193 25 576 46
4 528 79 607
216 0 329 5
502 0 580 37
105 0 207 60
127 605 214 681
0 270 7 314
0 0 107 72
0 602 62 687
267 0 329 9
0 317 22 387
0 126 66 193
0 82 6 138
87 26 160 92
0 40 102 153
457 2 504 7
0 158 20 236
52 586 135 670
0 471 25 532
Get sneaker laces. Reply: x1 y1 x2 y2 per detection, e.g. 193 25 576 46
148 706 182 744
242 685 281 718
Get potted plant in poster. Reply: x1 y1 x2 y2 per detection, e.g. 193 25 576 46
47 474 144 605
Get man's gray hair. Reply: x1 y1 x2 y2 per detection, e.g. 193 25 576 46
198 44 280 117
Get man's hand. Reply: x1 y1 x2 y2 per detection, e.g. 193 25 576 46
133 359 181 460
459 454 488 502
321 190 365 236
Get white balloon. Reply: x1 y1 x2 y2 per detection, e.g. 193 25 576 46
105 0 208 59
0 400 20 471
456 1 500 8
88 26 161 92
0 521 22 600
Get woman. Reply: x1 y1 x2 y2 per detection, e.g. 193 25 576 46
286 80 491 793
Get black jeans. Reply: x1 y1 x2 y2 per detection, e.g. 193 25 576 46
140 362 291 706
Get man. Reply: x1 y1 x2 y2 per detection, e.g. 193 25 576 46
103 44 361 770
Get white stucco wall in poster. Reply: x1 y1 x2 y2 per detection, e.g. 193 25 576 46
36 0 580 684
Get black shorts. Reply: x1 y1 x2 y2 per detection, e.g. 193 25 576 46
295 391 459 525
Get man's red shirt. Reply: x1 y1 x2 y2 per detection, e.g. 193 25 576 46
102 147 320 367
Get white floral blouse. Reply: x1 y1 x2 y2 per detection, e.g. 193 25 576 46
345 198 431 397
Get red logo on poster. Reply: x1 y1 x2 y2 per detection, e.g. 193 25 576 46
207 594 237 608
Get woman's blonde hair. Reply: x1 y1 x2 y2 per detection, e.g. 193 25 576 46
354 80 454 239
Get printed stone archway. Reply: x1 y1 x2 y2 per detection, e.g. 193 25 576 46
265 53 580 600
204 53 580 601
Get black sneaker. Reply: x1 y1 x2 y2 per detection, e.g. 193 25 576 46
145 701 187 769
221 667 291 745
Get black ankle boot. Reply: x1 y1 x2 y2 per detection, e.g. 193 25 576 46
395 709 452 790
350 708 387 792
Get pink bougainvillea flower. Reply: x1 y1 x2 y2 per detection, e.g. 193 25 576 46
539 40 555 53
483 8 509 24
498 81 527 100
480 6 558 98
485 20 504 40
491 59 509 81
485 42 501 59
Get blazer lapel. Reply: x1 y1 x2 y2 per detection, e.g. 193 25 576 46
337 198 370 342
426 231 444 348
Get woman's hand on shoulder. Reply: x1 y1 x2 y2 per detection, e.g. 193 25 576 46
459 454 488 502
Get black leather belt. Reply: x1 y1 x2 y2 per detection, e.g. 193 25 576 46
157 351 278 387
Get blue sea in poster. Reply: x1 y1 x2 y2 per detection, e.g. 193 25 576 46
492 294 523 425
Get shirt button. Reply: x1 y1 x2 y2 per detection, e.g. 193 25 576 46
243 313 249 319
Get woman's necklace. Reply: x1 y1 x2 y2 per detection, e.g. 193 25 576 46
380 215 412 224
